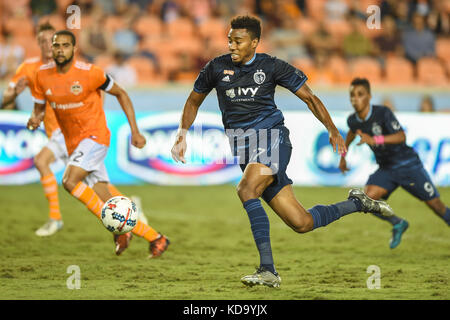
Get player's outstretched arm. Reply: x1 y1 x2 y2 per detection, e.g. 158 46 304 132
27 102 46 130
1 76 28 109
107 82 146 149
171 90 207 163
355 129 406 146
295 83 347 155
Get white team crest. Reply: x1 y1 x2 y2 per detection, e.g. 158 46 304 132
253 69 265 85
372 122 383 136
226 88 235 98
70 81 83 95
391 121 401 130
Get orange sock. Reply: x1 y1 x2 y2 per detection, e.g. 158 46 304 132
132 220 160 242
71 182 103 220
107 184 123 197
41 174 62 220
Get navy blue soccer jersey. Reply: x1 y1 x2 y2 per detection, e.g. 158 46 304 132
347 105 421 169
193 53 307 130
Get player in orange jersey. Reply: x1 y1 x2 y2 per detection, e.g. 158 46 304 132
1 24 150 239
1 23 68 236
27 30 169 257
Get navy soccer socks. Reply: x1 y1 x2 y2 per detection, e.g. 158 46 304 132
308 198 362 230
440 207 450 226
243 199 277 275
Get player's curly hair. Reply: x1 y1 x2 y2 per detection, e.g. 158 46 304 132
351 77 371 94
230 15 261 40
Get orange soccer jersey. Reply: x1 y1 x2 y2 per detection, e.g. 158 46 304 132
10 57 59 137
32 60 111 155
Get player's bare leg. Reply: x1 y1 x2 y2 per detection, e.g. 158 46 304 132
365 184 409 249
34 147 63 236
268 185 314 233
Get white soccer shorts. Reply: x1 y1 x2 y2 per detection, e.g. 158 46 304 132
46 128 69 165
66 138 110 187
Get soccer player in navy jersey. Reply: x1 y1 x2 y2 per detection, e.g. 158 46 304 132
171 16 394 288
340 78 450 249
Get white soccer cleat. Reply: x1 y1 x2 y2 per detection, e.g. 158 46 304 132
131 195 149 224
35 219 64 237
241 267 281 288
348 188 394 217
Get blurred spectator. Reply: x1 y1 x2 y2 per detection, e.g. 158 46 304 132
105 51 137 87
160 0 183 23
184 0 214 24
419 94 435 112
255 0 282 30
268 17 308 62
79 8 115 62
325 0 349 21
308 49 337 85
342 15 373 59
69 0 95 15
394 0 412 31
402 12 436 63
0 30 24 80
382 96 396 111
306 22 337 57
427 0 450 35
113 16 140 59
373 15 404 62
30 0 57 19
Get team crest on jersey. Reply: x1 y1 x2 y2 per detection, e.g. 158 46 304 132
371 122 383 136
70 81 83 95
253 69 265 85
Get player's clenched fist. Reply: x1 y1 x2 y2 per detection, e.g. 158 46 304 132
27 116 42 131
131 132 146 149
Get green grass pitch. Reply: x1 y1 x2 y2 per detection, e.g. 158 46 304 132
0 184 448 300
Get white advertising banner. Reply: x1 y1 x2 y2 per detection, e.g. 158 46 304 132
0 110 449 186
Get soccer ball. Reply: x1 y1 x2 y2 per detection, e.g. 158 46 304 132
101 196 138 235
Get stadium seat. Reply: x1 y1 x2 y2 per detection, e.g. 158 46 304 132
349 58 382 84
126 56 157 84
416 57 448 86
295 17 319 37
4 17 34 37
104 15 125 33
306 0 326 21
134 15 162 38
324 20 352 40
166 18 195 38
93 54 115 70
38 14 66 30
384 56 415 85
12 36 39 57
198 18 227 39
328 55 351 84
436 38 450 63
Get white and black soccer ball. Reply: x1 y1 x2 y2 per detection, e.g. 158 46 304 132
101 196 138 235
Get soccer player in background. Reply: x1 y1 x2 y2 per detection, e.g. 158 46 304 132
1 23 149 238
171 16 394 288
339 78 450 248
27 30 170 257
